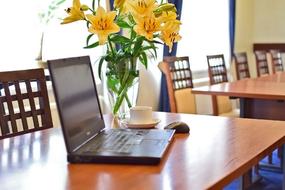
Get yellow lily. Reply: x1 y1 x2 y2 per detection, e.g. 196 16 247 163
114 0 126 10
158 11 177 24
61 0 87 24
134 13 161 40
128 0 157 18
86 6 120 45
114 0 131 14
160 20 182 52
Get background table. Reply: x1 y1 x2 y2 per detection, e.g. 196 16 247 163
192 72 285 120
1 112 285 190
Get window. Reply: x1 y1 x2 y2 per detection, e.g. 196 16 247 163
42 0 106 64
0 0 106 73
177 0 230 74
0 1 42 70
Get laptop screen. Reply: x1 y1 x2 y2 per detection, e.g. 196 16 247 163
48 56 105 153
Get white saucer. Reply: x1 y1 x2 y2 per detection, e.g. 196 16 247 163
121 118 161 129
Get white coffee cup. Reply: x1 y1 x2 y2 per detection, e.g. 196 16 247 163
129 106 153 124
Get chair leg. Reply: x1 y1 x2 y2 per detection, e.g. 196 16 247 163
268 153 273 164
278 147 283 169
278 147 282 158
254 164 259 176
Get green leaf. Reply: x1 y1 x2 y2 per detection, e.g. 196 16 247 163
110 35 130 44
107 76 119 94
86 34 94 46
130 29 136 40
56 0 66 6
133 37 144 56
141 46 155 51
98 56 105 80
146 39 163 45
144 44 158 58
139 52 148 69
84 41 99 49
116 19 131 28
86 20 91 29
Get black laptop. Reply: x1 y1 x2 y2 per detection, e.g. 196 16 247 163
47 56 174 165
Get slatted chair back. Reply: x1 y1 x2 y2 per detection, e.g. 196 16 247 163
158 56 196 113
0 69 53 139
206 54 228 85
233 52 251 80
254 50 269 77
269 49 284 74
206 54 235 116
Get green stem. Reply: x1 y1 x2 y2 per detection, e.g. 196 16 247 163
113 75 135 114
130 57 135 71
107 36 115 57
113 83 129 114
92 0 95 10
124 93 132 108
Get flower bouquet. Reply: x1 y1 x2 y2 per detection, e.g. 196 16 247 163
61 0 182 116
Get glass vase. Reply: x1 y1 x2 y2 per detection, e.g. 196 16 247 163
105 57 139 120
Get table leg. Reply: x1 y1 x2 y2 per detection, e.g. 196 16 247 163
281 145 285 190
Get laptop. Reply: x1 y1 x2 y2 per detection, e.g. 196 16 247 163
47 56 174 165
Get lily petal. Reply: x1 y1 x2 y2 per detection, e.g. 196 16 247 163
86 7 120 45
61 0 85 24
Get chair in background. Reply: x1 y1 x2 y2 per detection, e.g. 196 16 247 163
158 56 196 114
269 49 284 74
0 69 53 139
233 52 251 80
254 50 269 76
206 54 238 116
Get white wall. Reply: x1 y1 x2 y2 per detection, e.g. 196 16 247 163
235 0 285 78
235 0 255 77
253 0 285 42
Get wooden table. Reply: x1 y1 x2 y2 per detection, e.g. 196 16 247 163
1 112 285 190
192 72 285 120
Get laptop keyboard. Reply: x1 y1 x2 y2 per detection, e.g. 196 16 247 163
84 130 145 154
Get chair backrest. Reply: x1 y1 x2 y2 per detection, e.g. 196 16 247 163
233 52 250 80
206 54 228 85
269 49 284 74
158 56 196 113
0 69 53 139
206 54 233 116
254 50 269 77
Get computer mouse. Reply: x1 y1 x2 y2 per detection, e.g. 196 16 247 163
164 121 190 133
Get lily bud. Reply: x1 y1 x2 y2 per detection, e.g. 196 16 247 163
154 3 177 17
80 4 89 11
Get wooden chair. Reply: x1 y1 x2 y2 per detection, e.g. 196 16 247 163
233 52 251 80
158 56 196 114
254 50 269 76
269 49 284 74
0 69 53 139
207 54 228 85
206 54 238 116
